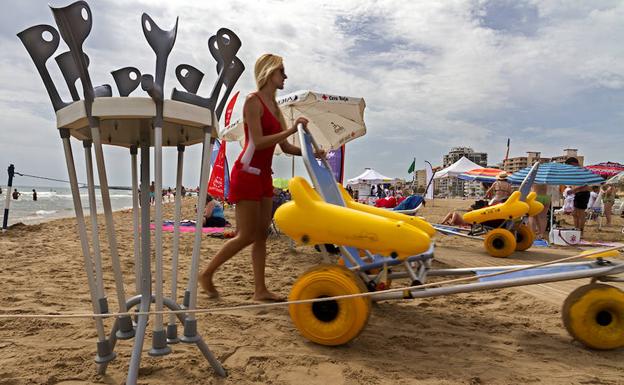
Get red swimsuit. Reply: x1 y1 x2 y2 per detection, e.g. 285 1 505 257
228 93 283 203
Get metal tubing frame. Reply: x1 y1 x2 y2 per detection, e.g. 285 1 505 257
59 131 112 360
98 295 226 377
150 123 169 354
89 120 132 331
130 146 141 296
371 262 624 301
127 137 152 384
83 141 107 312
183 129 215 328
168 145 185 340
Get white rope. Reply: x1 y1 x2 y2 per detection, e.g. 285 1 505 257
0 245 621 321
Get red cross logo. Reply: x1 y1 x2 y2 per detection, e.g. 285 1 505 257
322 94 328 100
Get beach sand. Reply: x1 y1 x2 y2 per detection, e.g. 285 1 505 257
1 197 623 384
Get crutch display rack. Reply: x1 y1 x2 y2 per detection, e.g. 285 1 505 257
18 1 244 383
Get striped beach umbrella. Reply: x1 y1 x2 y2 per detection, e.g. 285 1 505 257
585 162 624 178
457 168 503 183
508 162 605 186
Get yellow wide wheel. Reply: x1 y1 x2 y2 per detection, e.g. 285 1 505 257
562 284 624 350
514 224 534 251
483 229 517 258
289 264 371 346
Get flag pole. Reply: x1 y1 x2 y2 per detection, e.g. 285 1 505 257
411 157 416 190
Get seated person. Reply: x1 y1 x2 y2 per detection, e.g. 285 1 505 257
203 194 227 227
486 172 513 205
440 200 496 227
440 210 468 226
375 196 397 208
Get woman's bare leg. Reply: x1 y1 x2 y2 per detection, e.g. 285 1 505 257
251 197 283 301
604 203 613 225
537 210 548 238
441 211 453 225
576 208 586 231
529 216 538 235
199 200 259 297
450 212 466 226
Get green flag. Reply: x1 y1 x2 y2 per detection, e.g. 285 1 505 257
408 159 415 174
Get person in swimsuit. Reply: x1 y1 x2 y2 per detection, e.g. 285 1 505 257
601 184 616 225
199 54 320 301
565 157 590 231
202 194 227 227
529 184 550 239
486 172 513 205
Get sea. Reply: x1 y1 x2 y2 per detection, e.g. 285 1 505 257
1 185 134 227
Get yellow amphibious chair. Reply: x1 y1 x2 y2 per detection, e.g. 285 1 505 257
434 164 544 258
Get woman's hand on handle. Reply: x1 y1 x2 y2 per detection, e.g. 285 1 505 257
314 149 326 159
291 117 309 134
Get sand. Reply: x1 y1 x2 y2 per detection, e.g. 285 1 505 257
0 197 623 384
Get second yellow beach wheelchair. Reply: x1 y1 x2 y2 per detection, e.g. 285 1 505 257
433 163 544 258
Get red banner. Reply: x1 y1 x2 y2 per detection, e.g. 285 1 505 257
224 91 239 127
208 141 227 198
207 92 239 198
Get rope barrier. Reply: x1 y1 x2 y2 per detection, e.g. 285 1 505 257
0 245 621 321
14 171 85 186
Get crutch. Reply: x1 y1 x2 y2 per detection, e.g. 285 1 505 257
50 2 134 338
139 12 178 356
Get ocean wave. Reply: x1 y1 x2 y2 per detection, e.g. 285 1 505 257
36 210 58 216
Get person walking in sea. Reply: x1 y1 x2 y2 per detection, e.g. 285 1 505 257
32 189 37 201
12 189 20 200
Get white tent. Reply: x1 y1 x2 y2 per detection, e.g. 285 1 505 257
433 156 483 179
347 168 398 185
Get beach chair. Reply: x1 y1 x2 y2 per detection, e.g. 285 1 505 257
391 194 425 215
585 191 604 227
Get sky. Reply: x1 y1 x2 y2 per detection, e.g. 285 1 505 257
0 0 623 188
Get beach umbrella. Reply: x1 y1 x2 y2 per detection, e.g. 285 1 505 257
508 162 605 186
219 90 366 152
585 162 624 178
605 171 624 186
457 167 503 183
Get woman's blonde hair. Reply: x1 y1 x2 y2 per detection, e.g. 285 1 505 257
254 53 287 130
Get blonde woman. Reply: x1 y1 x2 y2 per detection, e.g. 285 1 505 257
200 54 314 301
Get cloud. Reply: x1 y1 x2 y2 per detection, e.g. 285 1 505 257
1 0 622 188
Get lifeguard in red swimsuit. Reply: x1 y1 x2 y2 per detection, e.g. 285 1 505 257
200 54 319 301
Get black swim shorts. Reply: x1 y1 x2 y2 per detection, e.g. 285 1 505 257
573 190 590 210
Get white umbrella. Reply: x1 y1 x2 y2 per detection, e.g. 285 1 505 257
219 90 366 153
606 171 624 186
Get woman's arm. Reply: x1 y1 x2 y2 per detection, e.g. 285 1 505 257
204 200 216 218
279 140 301 155
244 95 296 150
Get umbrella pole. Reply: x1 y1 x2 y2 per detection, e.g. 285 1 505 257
289 108 295 251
